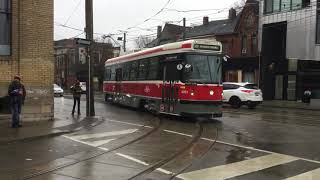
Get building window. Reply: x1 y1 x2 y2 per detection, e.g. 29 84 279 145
241 35 247 55
317 2 320 44
251 34 257 55
281 0 291 11
265 0 273 13
264 0 310 14
0 0 11 56
273 0 281 12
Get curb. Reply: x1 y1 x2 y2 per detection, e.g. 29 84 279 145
260 104 320 111
0 129 71 145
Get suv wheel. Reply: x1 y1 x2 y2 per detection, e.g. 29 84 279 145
230 96 242 109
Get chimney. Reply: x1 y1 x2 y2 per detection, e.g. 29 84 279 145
203 16 209 25
229 8 237 21
157 26 162 38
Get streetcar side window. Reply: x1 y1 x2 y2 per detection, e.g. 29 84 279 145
138 58 149 80
122 62 130 81
129 61 139 81
147 57 160 80
110 65 116 81
105 67 111 81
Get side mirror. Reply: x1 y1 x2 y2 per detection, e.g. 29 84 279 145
223 55 230 62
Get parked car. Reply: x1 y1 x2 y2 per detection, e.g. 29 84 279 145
223 82 263 109
53 84 64 97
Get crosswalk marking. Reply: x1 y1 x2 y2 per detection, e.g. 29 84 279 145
284 168 320 180
67 129 138 140
177 154 298 180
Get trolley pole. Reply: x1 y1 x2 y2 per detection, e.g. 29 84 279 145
85 0 95 117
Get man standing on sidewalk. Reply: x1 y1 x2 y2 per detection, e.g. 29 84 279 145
71 80 82 115
8 75 26 128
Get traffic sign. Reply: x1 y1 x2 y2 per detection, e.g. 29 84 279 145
75 38 91 46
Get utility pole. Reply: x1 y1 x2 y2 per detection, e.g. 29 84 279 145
123 32 127 52
183 18 186 40
85 0 95 117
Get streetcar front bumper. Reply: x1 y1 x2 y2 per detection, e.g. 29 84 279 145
176 100 223 118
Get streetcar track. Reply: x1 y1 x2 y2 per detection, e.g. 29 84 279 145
18 116 162 180
127 119 204 180
169 125 219 180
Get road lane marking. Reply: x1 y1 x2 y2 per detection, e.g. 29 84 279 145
177 154 298 180
115 152 173 175
74 127 83 131
67 129 138 140
63 135 100 147
88 139 115 147
106 119 152 128
284 168 320 180
116 153 149 166
163 130 192 137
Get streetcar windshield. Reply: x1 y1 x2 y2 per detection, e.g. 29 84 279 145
183 54 222 84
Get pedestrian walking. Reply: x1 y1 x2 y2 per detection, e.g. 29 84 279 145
71 80 82 115
8 75 26 128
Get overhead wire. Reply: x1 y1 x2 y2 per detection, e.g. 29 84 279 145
63 0 82 26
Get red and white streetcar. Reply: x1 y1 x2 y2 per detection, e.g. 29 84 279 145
103 39 223 119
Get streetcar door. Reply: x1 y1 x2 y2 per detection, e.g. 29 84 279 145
115 68 122 96
161 61 181 113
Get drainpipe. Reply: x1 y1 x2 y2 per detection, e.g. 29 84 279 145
17 0 21 74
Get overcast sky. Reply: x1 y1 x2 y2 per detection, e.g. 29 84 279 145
54 0 240 50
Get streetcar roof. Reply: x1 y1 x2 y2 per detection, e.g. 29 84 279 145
105 39 222 66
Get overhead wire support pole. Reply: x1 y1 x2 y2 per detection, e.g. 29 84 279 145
123 32 127 52
183 18 186 40
85 0 95 117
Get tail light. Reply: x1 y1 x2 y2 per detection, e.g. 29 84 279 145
241 90 254 93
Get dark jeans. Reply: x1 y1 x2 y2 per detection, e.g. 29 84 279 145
72 97 81 114
11 103 21 127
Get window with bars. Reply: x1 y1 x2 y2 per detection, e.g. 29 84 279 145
0 0 11 56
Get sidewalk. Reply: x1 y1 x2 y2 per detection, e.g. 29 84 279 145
260 99 320 111
0 115 87 145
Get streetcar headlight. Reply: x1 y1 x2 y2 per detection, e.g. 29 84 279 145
191 92 195 96
210 90 214 95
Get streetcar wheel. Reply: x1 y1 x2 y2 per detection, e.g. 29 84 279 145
230 96 241 109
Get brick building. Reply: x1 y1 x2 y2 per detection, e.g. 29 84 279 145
0 0 54 120
54 39 120 91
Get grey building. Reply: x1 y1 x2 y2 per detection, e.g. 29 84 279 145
259 0 320 100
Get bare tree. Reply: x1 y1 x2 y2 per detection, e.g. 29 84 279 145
134 35 154 49
232 0 246 13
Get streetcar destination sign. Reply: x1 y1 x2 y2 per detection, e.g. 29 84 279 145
194 44 221 51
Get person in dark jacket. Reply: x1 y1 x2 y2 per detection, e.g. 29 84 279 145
71 80 82 115
8 75 26 128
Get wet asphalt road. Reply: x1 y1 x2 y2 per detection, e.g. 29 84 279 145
1 97 320 180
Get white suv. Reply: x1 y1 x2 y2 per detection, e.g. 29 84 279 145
223 82 263 109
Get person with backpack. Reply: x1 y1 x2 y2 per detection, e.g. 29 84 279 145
8 75 26 128
71 80 82 115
